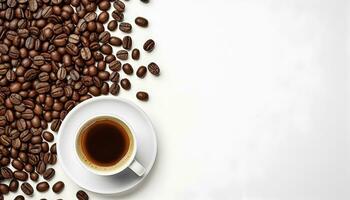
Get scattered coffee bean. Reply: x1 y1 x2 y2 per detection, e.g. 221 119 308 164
148 62 160 76
0 184 9 194
120 79 131 90
14 195 25 200
136 91 149 101
119 22 132 33
108 20 118 31
132 49 140 60
9 179 19 192
136 66 147 78
110 83 120 96
122 63 134 75
77 190 89 200
21 182 34 195
135 17 149 27
116 50 128 60
122 36 132 50
140 0 150 3
143 39 155 52
43 168 55 180
36 181 49 192
52 181 64 193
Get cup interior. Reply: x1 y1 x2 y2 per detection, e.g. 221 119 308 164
75 115 137 176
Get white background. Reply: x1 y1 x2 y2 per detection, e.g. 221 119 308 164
7 0 350 199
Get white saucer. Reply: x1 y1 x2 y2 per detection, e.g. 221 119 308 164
57 97 157 194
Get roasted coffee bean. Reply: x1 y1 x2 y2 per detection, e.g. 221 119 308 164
110 71 120 82
109 60 121 72
122 63 134 75
57 67 67 80
120 79 131 90
30 172 39 181
16 118 27 132
29 144 41 154
43 131 54 142
109 36 122 46
116 50 128 60
143 39 155 52
14 195 25 200
122 36 132 50
99 0 111 11
0 184 9 195
21 182 34 195
14 171 28 181
1 167 13 179
35 82 50 94
111 10 124 21
11 159 24 170
140 0 149 3
99 31 111 44
109 83 120 95
9 93 22 105
36 161 46 174
81 47 92 60
148 62 160 76
22 109 34 120
136 92 149 101
135 17 149 27
66 43 79 56
43 168 55 180
132 49 140 60
0 135 11 146
108 20 118 31
51 87 64 98
119 22 132 33
36 181 49 192
136 66 147 78
100 44 113 55
98 11 109 24
9 179 19 192
20 130 32 142
33 55 45 66
77 190 89 200
101 82 109 95
51 119 61 132
113 0 125 12
52 181 64 193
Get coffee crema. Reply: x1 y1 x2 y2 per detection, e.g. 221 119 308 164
76 116 134 170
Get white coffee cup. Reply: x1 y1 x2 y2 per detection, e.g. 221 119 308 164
74 115 145 176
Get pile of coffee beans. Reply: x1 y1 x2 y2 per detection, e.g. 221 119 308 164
0 0 158 198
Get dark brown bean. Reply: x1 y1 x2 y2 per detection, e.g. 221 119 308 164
135 17 149 27
132 49 140 60
0 184 9 195
119 22 132 33
43 168 55 180
108 20 118 31
9 179 19 192
1 167 13 179
14 195 25 200
109 36 122 46
109 83 120 95
30 172 39 181
148 62 160 76
21 182 34 195
36 181 49 192
137 92 149 101
122 36 132 50
14 171 28 181
120 79 131 90
51 119 61 132
77 190 89 200
116 50 128 60
136 66 147 78
122 63 133 75
143 39 155 52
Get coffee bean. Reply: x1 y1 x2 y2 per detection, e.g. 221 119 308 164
113 0 125 12
140 0 149 3
143 39 155 52
51 119 61 132
30 172 39 181
98 11 109 24
101 82 109 95
119 22 132 33
136 66 147 78
14 171 28 181
9 93 22 105
65 43 79 56
52 181 64 193
43 131 54 142
0 44 9 54
111 11 124 22
110 72 120 82
109 60 121 71
122 63 133 75
100 44 113 55
1 167 13 179
135 17 149 27
148 62 160 76
80 47 92 60
99 1 111 11
108 20 118 31
43 168 55 180
12 159 24 170
35 82 50 94
14 195 25 200
122 36 132 50
116 50 128 60
136 92 149 101
9 179 19 192
16 118 27 131
99 31 111 44
120 78 131 90
33 55 45 66
109 83 120 95
36 161 46 174
57 67 67 80
29 144 41 154
21 182 34 195
132 49 140 60
77 190 89 200
36 181 49 192
109 36 122 46
22 109 34 120
0 184 9 195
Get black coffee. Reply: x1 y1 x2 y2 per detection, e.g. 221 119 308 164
79 117 130 167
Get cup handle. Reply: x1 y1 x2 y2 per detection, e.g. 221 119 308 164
129 160 146 176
